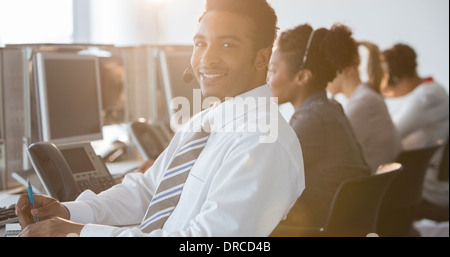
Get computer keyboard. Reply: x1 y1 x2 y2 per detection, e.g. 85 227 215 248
0 204 19 227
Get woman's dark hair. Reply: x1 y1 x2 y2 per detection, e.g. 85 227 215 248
198 0 278 51
382 43 417 83
276 23 358 90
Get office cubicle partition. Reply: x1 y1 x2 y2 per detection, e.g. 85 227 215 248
0 47 29 189
0 49 4 189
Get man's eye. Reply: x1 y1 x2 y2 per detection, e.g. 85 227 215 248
223 43 233 48
195 42 205 47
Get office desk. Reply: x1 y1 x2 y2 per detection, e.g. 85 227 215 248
1 187 23 236
0 160 141 236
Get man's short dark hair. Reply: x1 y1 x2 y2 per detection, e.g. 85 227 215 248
199 0 278 51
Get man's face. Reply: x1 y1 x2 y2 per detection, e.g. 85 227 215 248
191 11 259 100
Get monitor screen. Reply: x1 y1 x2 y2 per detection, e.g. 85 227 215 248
158 46 204 129
35 52 103 144
60 147 96 174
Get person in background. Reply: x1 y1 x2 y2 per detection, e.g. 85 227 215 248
327 41 402 172
16 0 305 237
268 23 370 236
382 43 449 220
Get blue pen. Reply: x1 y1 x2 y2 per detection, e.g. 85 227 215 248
27 179 38 223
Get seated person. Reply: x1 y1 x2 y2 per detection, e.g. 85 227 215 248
327 41 402 172
268 23 371 235
16 0 305 237
382 43 449 217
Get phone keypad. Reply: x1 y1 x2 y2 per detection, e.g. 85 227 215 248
76 176 116 194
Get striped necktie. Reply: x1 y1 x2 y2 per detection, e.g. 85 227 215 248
140 125 210 233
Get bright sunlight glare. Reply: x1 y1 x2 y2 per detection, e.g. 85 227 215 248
0 0 73 44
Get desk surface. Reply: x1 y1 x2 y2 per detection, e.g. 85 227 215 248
0 187 23 205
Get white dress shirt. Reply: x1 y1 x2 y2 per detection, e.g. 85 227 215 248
344 84 402 172
64 84 305 237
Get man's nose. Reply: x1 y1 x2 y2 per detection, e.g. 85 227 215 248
200 45 221 66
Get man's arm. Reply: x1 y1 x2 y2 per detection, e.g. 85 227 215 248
79 135 304 237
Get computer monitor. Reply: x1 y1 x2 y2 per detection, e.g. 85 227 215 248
157 46 203 127
35 52 103 145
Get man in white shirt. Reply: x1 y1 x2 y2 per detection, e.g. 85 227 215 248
16 0 305 237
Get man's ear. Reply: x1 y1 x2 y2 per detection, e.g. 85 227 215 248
254 47 272 70
295 69 312 86
342 66 357 77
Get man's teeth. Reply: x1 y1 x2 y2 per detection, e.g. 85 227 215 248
202 73 225 78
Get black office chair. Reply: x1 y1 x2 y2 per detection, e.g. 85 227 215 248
376 144 441 237
415 139 449 222
272 163 402 237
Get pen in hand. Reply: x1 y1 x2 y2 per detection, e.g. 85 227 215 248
27 179 38 223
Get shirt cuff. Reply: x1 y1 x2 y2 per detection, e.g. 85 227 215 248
63 200 95 224
80 224 147 237
80 224 118 237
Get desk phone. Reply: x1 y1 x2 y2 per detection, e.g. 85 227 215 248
28 141 116 202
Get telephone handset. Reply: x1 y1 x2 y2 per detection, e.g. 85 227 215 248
28 141 116 202
129 120 173 160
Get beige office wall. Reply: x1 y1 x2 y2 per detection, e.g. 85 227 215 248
162 0 449 93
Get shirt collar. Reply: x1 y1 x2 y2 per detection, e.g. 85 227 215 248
207 84 272 131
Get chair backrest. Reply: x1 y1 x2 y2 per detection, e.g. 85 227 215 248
377 144 441 236
324 163 402 236
382 144 441 209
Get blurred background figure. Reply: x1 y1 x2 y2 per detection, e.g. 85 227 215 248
99 58 126 126
268 23 370 235
327 41 402 172
382 43 449 222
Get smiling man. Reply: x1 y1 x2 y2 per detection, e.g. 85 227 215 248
16 0 304 237
192 9 268 100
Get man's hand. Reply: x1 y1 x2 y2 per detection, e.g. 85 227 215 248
15 194 70 229
19 217 84 237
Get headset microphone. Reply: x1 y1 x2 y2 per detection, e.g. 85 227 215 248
183 65 194 83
